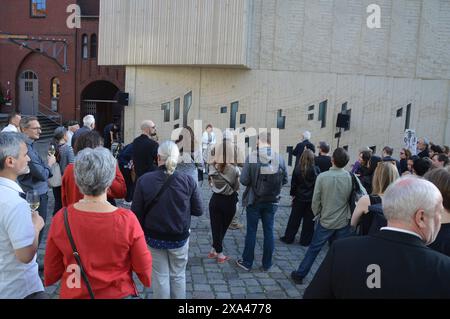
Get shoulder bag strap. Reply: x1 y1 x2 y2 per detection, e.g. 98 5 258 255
142 172 176 220
64 208 95 299
217 170 235 190
348 172 356 202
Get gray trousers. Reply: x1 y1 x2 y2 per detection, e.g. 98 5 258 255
149 239 189 299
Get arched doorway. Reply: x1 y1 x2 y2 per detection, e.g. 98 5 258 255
81 81 122 139
18 70 39 115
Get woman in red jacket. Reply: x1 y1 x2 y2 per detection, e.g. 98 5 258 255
61 131 126 206
45 147 152 299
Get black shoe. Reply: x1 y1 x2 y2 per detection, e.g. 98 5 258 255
291 271 303 285
280 236 294 244
236 259 251 271
299 241 311 247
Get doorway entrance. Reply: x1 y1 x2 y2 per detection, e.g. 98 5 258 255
18 70 39 115
80 81 122 140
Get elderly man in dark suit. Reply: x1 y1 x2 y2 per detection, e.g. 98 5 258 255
293 131 315 168
132 120 159 179
304 176 450 299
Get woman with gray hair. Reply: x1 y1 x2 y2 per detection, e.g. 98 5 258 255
132 141 203 299
44 147 152 299
50 126 74 214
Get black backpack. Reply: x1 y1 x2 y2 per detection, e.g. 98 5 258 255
253 151 284 203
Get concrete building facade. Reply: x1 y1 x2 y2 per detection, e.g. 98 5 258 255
98 0 450 167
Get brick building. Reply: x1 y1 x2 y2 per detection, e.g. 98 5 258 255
0 0 125 133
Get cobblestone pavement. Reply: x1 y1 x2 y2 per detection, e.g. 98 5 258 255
34 138 326 299
38 181 327 299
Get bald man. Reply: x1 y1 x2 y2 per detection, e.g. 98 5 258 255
132 120 159 178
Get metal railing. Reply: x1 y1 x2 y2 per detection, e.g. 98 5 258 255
38 102 62 125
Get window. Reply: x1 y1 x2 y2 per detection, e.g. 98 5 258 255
405 104 411 130
31 0 46 17
90 34 97 59
21 71 37 80
25 82 33 92
396 108 403 118
82 34 89 59
51 78 60 98
220 106 227 114
308 114 314 121
340 102 351 131
308 105 314 111
230 102 239 129
161 102 170 122
174 98 180 121
183 91 192 127
240 114 246 124
286 146 294 167
318 100 327 128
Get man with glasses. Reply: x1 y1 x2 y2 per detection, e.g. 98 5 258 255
18 117 56 245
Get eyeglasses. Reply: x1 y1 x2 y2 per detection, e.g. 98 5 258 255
400 152 405 155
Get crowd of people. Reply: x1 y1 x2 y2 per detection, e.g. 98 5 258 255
1 111 450 299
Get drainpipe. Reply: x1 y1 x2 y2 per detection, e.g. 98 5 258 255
446 80 450 145
74 23 79 122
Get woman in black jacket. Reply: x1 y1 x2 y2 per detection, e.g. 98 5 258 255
280 149 320 246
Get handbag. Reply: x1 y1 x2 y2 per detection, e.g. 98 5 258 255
64 208 95 299
48 163 62 187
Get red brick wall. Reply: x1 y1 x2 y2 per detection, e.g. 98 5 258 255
0 0 124 123
75 19 125 119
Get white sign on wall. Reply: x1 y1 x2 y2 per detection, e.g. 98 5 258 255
404 129 417 155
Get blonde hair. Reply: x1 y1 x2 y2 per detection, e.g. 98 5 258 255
158 141 180 175
372 161 400 195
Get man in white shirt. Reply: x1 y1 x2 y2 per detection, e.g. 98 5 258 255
65 120 80 148
1 112 21 133
0 132 46 299
201 124 216 172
